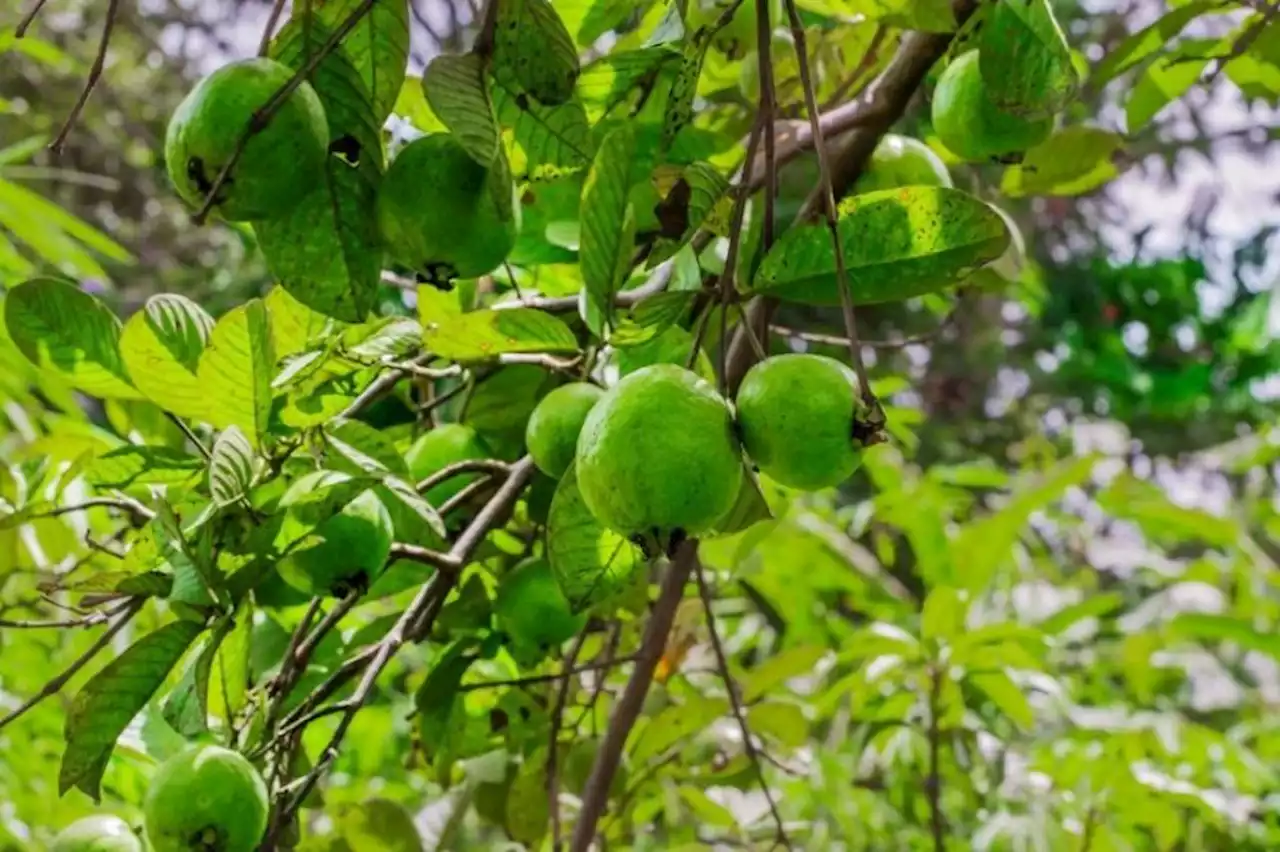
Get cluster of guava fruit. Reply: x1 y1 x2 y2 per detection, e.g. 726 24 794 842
52 745 268 852
166 60 517 285
525 354 875 549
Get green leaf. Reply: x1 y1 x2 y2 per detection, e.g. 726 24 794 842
660 36 710 152
263 18 384 323
577 48 677 122
741 645 826 704
311 0 409 124
266 285 340 361
415 639 480 758
922 585 968 643
209 427 256 508
795 0 955 31
1097 474 1240 547
608 290 698 347
630 694 728 764
1091 0 1220 86
338 798 425 852
676 785 735 828
649 161 731 263
579 125 638 321
547 462 646 612
979 0 1078 119
1039 592 1125 635
1126 46 1211 132
423 52 500 166
87 446 204 489
1167 613 1280 661
422 306 578 362
59 619 204 799
207 602 253 719
162 618 233 737
1001 127 1126 198
751 187 1010 306
746 702 809 748
493 0 581 106
3 277 140 399
155 502 223 611
505 752 550 845
969 671 1035 729
119 293 214 422
197 300 275 446
492 79 594 178
326 418 409 475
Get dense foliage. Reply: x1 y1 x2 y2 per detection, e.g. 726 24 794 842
2 0 1279 850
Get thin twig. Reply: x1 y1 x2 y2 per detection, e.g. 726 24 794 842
166 412 213 461
340 353 433 419
259 0 290 56
755 0 778 255
570 540 699 852
694 564 790 849
771 305 958 350
460 653 636 694
927 663 945 852
549 631 590 852
14 0 53 36
0 599 143 731
49 0 122 154
0 599 130 630
34 497 155 524
416 458 511 496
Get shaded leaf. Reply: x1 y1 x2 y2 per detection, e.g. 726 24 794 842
119 293 214 421
311 0 409 123
649 161 731 263
415 639 480 758
196 300 275 446
494 0 581 106
547 462 645 612
423 52 500 165
579 125 638 321
492 78 594 177
162 619 233 737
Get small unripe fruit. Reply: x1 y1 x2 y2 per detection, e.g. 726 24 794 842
853 134 953 193
52 816 143 852
144 745 268 852
526 384 605 479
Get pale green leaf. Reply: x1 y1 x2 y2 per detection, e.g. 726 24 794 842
746 702 809 748
196 300 275 446
1039 592 1125 635
1126 47 1210 132
266 285 341 360
1168 613 1280 660
676 786 735 828
922 585 968 643
422 307 578 362
1092 0 1220 85
209 427 256 508
741 645 826 703
1097 474 1240 547
207 601 253 719
969 671 1035 729
630 694 728 765
120 293 214 421
1001 127 1126 198
87 446 204 489
423 53 500 165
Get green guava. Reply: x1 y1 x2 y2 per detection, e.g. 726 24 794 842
377 134 518 286
253 565 311 608
853 134 953 193
165 58 328 222
276 483 395 597
143 745 268 852
931 50 1053 162
575 364 743 539
405 424 493 507
735 354 870 490
52 816 143 852
494 558 586 658
525 383 605 479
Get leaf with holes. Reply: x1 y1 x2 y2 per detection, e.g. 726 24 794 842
59 619 204 799
209 427 256 508
547 463 645 612
87 446 204 490
421 307 578 362
751 187 1010 306
493 0 581 106
649 161 731 263
979 0 1078 119
492 78 594 178
579 126 637 323
3 277 140 399
119 293 214 421
309 0 410 124
1001 127 1126 197
196 299 275 446
424 52 500 165
263 18 384 322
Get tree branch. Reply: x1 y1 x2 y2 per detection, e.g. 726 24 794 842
549 631 590 852
569 540 699 852
927 663 945 852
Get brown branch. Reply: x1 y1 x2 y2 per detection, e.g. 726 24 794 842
340 353 434 418
14 0 52 37
694 564 790 849
927 663 945 852
0 599 130 630
32 497 155 524
459 652 636 694
259 0 290 56
0 599 143 732
569 540 699 852
48 0 122 154
549 631 590 851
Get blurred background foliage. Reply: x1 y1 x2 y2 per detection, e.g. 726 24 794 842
1 0 1279 849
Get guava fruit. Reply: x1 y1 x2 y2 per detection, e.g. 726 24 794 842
853 134 953 193
735 354 870 490
144 745 268 852
494 558 586 659
377 134 518 286
405 424 493 507
52 816 143 852
931 50 1053 162
165 58 328 222
525 383 605 479
277 484 395 597
575 364 743 539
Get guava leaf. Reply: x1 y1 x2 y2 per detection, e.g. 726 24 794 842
207 601 253 719
415 638 481 758
492 76 594 177
576 48 678 122
422 306 578 362
708 468 772 537
266 285 341 360
196 299 276 446
345 316 423 361
59 619 204 799
553 0 635 46
660 31 711 152
3 277 140 399
326 418 409 475
423 52 500 166
751 187 1011 306
209 426 257 508
155 501 224 611
162 617 233 737
607 291 697 348
119 293 214 421
546 463 646 612
263 18 384 323
338 798 425 852
1091 0 1220 86
1125 43 1212 133
1000 127 1126 198
493 0 581 106
979 0 1079 119
580 125 638 322
309 0 410 124
504 751 550 845
394 74 447 131
86 446 204 489
649 161 731 263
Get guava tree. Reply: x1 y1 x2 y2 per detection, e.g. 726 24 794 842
2 0 1279 850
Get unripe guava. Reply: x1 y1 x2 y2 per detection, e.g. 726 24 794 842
525 383 605 479
165 58 328 222
277 486 394 597
494 558 586 658
52 816 143 852
931 50 1053 162
735 354 869 490
143 745 268 852
575 364 743 538
377 134 518 285
405 424 493 507
853 134 953 193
